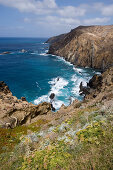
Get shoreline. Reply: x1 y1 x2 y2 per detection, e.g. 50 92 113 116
34 52 101 110
47 25 113 71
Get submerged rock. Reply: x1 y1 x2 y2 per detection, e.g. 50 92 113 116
21 49 27 53
0 51 11 55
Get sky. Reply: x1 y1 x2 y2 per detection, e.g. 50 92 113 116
0 0 113 37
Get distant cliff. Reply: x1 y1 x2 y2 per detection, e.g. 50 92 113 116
47 25 113 70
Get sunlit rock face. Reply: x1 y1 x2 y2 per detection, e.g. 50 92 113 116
0 81 51 128
47 25 113 70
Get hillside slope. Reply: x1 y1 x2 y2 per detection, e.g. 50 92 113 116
48 25 113 70
0 67 113 169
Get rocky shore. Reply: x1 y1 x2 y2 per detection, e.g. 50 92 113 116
47 25 113 70
0 81 51 128
0 35 113 168
0 65 113 169
0 65 113 129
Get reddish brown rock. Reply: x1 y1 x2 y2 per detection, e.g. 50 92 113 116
84 66 113 102
0 82 51 128
48 25 113 70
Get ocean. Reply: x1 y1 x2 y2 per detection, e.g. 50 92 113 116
0 37 100 110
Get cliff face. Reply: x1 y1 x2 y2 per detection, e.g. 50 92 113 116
46 33 66 44
0 81 51 128
48 25 113 70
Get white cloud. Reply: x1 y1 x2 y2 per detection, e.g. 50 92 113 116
94 3 113 16
45 16 81 25
0 0 57 14
27 15 81 27
0 0 112 37
84 17 110 25
0 0 86 17
101 4 113 16
58 6 86 18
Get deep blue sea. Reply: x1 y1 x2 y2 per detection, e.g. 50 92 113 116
0 38 100 110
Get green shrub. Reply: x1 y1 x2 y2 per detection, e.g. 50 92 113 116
76 121 106 144
21 142 72 170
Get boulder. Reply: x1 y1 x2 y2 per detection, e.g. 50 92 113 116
21 97 27 101
49 93 55 100
79 82 90 95
88 75 102 89
0 81 11 94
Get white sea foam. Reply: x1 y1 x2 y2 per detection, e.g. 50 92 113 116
40 53 48 56
34 53 100 110
34 95 64 110
34 95 49 105
48 77 68 96
71 75 87 95
71 75 78 82
75 68 85 73
30 51 39 55
42 43 48 45
45 50 48 53
93 71 101 75
34 77 68 110
55 56 73 66
52 100 64 110
31 52 36 55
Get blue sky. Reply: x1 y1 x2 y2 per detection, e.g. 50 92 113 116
0 0 113 37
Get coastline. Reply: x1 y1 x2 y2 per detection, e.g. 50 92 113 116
34 52 101 109
47 25 113 71
0 39 113 170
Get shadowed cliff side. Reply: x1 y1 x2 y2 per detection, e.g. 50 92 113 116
47 25 113 70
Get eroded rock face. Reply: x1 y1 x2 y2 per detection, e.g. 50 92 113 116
88 74 103 89
84 67 113 102
48 25 113 70
0 81 51 128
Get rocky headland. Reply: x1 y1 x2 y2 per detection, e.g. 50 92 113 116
0 81 51 128
0 66 113 169
47 25 113 70
0 25 113 169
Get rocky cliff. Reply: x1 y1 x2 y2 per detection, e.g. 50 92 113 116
48 25 113 70
0 81 51 128
0 67 113 169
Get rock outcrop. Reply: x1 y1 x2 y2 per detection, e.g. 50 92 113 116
48 25 113 70
0 67 113 169
0 51 11 55
0 81 51 128
46 33 66 44
81 66 113 106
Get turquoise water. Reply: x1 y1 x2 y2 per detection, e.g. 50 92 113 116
0 38 100 110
